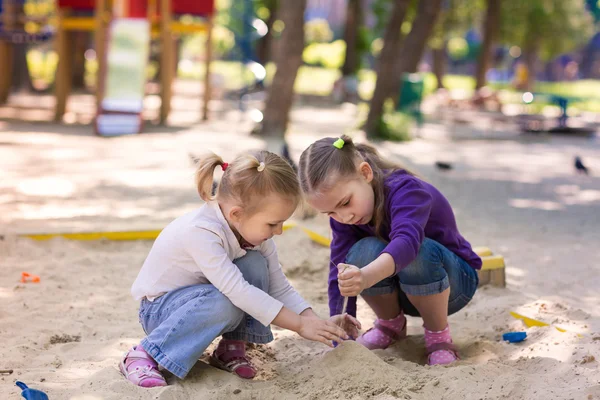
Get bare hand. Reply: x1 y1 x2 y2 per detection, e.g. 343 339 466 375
329 313 362 339
337 263 365 297
297 316 349 347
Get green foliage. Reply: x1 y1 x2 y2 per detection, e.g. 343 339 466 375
181 25 235 60
371 0 393 35
359 101 414 142
303 40 346 69
429 0 484 51
305 18 334 44
500 0 594 61
447 37 469 60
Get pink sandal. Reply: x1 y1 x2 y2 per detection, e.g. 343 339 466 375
356 317 407 350
209 340 257 379
120 346 168 387
426 342 460 365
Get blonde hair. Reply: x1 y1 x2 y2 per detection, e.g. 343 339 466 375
195 150 301 213
298 135 414 237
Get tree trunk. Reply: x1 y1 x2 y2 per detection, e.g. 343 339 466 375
475 0 500 89
341 0 362 77
256 0 278 65
388 0 444 103
524 41 539 90
432 44 446 89
364 0 410 137
259 0 307 138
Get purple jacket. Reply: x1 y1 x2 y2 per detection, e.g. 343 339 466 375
329 170 482 317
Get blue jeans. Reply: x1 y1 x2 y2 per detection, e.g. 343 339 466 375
138 251 274 379
347 237 478 317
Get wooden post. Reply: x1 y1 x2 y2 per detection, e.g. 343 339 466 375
54 8 73 121
95 0 108 111
0 0 16 104
201 15 213 121
0 41 11 103
159 0 174 124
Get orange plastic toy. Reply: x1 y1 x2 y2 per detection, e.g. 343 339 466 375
20 272 40 283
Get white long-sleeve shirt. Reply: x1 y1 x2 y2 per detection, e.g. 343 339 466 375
131 201 310 326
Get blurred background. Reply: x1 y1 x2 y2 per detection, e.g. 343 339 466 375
1 0 600 138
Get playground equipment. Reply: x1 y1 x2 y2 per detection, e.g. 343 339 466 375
55 0 215 126
1 0 214 126
152 0 215 123
0 0 53 103
519 91 596 135
54 0 111 121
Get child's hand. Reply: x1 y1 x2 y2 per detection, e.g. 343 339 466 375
329 313 362 339
297 316 349 347
337 263 365 297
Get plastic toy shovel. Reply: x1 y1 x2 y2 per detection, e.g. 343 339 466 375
15 381 49 400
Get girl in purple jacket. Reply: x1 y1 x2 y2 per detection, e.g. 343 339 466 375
299 135 481 365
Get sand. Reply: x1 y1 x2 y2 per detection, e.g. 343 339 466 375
1 116 600 399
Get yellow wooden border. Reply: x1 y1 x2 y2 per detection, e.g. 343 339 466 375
21 221 297 241
20 222 505 278
23 230 163 241
480 255 505 271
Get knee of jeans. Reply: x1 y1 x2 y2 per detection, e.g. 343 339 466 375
397 239 441 281
346 237 388 269
212 291 245 329
235 250 269 289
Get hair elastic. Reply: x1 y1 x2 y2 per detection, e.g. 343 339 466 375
333 138 345 149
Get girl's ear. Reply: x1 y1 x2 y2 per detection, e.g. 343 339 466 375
228 205 244 223
358 161 374 183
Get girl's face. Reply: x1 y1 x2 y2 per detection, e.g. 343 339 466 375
307 162 375 225
229 194 297 247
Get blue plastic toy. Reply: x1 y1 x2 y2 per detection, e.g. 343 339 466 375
502 331 527 343
15 381 49 400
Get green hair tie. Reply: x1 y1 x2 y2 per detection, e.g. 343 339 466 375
333 138 345 149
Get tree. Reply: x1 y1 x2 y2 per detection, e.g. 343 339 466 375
387 0 444 103
259 0 307 138
475 0 500 89
341 0 363 77
256 0 278 65
364 0 411 137
365 0 443 137
431 45 447 89
500 0 593 89
429 0 483 89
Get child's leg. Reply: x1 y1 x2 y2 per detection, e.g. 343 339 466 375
212 250 272 379
346 237 407 350
222 250 273 343
126 284 245 383
397 238 478 365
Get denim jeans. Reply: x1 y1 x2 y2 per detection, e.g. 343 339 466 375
346 237 478 317
138 251 274 379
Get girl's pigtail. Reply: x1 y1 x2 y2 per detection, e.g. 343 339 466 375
194 152 225 202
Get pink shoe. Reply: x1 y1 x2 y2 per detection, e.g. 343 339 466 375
424 325 460 365
356 314 407 350
209 339 257 379
426 342 460 365
120 346 167 387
